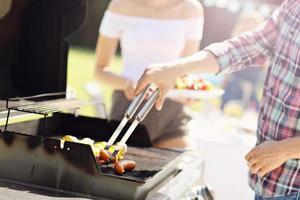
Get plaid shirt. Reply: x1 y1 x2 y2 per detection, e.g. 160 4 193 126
205 0 300 197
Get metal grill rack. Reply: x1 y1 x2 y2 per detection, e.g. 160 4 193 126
4 92 107 136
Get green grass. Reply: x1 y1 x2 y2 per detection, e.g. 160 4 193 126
67 46 122 117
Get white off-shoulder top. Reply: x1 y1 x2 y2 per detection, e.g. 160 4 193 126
99 11 204 82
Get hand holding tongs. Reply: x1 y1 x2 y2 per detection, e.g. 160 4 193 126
104 84 159 154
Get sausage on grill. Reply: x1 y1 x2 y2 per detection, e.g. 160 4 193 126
114 160 136 175
99 149 110 162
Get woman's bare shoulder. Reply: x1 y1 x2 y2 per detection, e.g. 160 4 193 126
107 0 135 15
183 0 204 18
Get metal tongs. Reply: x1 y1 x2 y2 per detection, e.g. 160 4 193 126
104 84 159 156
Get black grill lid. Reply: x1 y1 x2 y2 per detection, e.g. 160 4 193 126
0 0 87 101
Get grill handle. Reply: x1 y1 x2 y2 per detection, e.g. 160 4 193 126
136 89 159 122
124 84 151 119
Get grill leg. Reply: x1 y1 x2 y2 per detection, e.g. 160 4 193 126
44 115 48 138
4 109 11 132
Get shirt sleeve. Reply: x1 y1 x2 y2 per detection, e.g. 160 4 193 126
186 17 204 41
204 1 288 74
99 11 123 39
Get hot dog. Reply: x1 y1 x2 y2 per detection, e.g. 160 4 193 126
96 157 107 165
114 160 136 175
99 149 110 163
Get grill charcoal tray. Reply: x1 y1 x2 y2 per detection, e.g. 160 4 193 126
99 147 181 182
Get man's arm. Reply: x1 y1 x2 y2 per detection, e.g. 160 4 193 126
135 1 287 110
205 3 285 74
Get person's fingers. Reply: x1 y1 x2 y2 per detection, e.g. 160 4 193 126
250 163 261 174
247 157 258 168
135 75 151 96
155 87 166 111
257 165 270 177
125 93 134 100
156 97 165 111
257 160 272 177
250 158 267 175
250 158 265 174
245 151 252 161
124 91 130 100
245 148 258 161
124 87 134 100
129 92 134 100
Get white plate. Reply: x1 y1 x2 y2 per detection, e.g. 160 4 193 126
167 89 225 100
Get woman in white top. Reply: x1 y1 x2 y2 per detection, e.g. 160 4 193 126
95 0 204 148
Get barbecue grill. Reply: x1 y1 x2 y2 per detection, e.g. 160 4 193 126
0 0 211 199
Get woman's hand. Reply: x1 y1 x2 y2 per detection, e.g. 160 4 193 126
123 80 136 100
135 65 180 110
245 140 289 177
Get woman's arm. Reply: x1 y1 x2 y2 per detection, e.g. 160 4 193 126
181 40 201 57
169 38 202 104
94 35 135 99
181 0 203 57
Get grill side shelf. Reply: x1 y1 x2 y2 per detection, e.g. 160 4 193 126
4 92 106 137
7 98 88 116
9 99 83 115
5 92 103 116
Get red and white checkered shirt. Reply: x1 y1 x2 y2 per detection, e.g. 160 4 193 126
206 0 300 197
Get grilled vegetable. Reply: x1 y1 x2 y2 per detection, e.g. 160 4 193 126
61 135 128 164
114 160 136 175
98 144 127 164
93 141 108 149
62 135 78 142
62 135 100 155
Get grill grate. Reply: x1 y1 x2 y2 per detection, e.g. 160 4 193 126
8 98 88 115
5 92 93 116
4 92 107 136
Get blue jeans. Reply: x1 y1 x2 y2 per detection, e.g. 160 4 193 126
255 193 300 200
